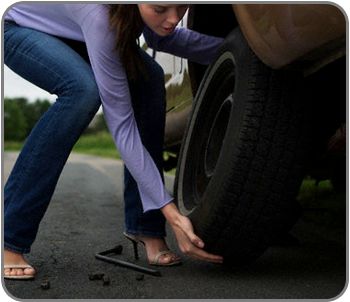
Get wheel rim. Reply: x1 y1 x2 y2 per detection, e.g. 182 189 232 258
181 53 236 214
204 94 233 178
193 92 234 202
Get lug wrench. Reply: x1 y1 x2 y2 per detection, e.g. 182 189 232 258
95 245 161 277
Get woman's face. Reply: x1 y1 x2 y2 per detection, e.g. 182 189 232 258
138 4 189 36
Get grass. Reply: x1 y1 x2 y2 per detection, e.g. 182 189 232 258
3 132 121 160
3 140 25 151
71 131 121 160
297 178 346 228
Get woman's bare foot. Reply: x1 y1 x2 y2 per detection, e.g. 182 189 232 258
4 249 36 278
130 235 181 265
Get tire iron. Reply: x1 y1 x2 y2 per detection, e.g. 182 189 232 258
95 245 161 277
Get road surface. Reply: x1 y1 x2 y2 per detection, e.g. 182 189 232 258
2 152 347 299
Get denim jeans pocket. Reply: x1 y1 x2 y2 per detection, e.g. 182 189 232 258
4 20 18 34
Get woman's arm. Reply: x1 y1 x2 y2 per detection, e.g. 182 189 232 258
68 4 173 212
143 26 224 65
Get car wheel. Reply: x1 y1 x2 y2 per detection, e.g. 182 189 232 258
174 27 310 267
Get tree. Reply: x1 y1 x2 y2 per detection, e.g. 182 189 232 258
3 97 52 141
24 99 51 133
4 98 28 141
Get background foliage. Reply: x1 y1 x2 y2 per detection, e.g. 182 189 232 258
4 97 109 142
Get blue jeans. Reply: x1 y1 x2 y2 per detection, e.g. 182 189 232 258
4 22 166 254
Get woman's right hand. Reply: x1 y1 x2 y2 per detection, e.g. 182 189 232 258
161 201 223 263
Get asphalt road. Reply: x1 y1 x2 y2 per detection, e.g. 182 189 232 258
2 152 347 299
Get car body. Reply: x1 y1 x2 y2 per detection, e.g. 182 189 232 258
232 4 346 71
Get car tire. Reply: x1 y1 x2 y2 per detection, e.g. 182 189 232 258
174 27 311 267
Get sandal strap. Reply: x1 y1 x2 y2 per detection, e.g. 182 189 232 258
4 265 33 269
153 250 172 264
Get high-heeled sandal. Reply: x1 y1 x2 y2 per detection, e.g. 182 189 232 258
123 232 181 266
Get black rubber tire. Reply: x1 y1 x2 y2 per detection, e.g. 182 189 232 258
174 27 310 267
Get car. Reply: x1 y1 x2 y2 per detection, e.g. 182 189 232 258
148 4 346 267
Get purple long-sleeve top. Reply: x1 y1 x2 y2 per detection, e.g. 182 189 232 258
5 4 224 212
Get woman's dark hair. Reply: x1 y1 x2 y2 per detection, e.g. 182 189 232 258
109 4 147 79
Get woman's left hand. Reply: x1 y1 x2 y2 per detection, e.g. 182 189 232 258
161 201 224 263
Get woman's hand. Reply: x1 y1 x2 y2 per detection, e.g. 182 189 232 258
161 201 223 263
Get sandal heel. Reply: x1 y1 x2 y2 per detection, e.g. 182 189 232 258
131 239 139 260
124 232 144 261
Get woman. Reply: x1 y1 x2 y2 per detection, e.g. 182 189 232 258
4 4 224 279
